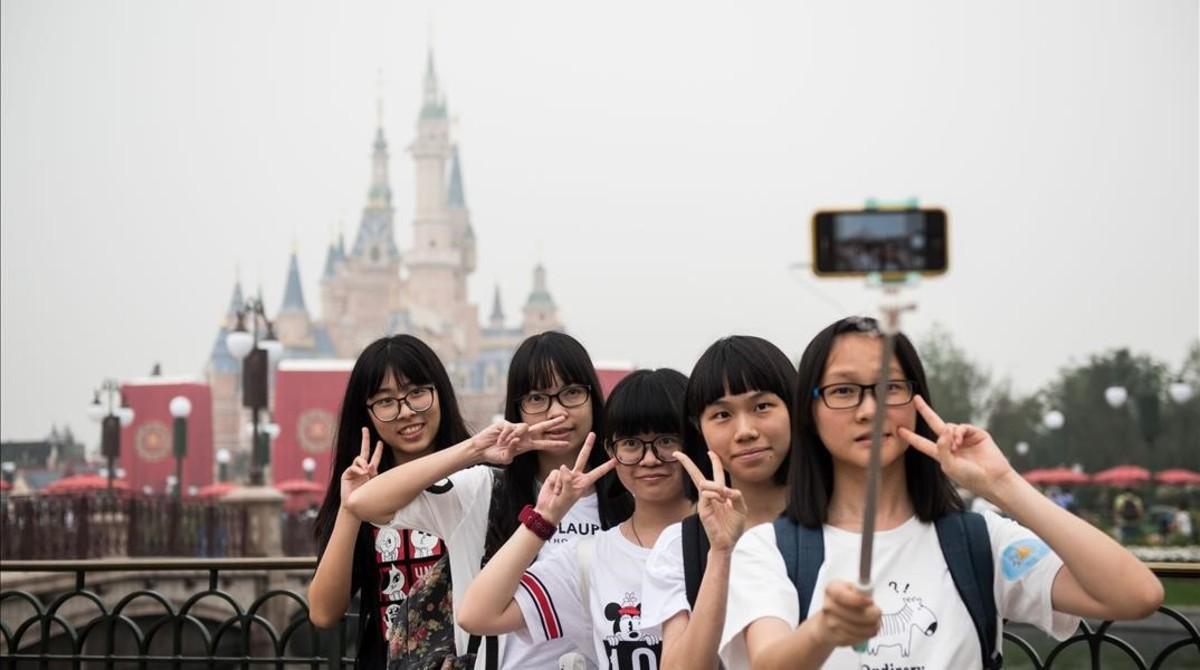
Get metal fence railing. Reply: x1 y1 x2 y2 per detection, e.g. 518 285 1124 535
1 559 1197 669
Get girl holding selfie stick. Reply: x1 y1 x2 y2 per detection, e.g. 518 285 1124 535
725 317 1164 669
347 332 629 669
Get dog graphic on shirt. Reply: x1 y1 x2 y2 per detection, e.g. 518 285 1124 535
375 527 401 562
867 596 938 657
602 592 661 667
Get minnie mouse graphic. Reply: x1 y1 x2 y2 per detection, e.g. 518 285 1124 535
602 592 661 669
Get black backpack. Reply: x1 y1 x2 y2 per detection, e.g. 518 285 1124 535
681 511 1001 669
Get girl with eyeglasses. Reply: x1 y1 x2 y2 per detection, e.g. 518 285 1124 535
458 369 731 670
719 317 1163 669
309 335 476 670
639 335 798 669
348 331 630 669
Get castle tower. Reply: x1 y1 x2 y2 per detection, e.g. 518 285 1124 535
322 102 405 357
406 49 467 314
275 250 315 349
522 264 562 336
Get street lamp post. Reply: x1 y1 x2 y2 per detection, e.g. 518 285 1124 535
169 396 192 500
302 457 316 482
216 448 232 483
87 380 134 492
225 298 283 486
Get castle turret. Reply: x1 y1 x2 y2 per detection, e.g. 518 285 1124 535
275 250 315 349
522 264 562 336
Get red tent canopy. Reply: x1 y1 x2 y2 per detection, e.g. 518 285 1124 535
1092 465 1151 487
196 482 240 499
276 479 325 495
1022 467 1090 486
43 473 131 494
0 480 11 491
1154 469 1200 486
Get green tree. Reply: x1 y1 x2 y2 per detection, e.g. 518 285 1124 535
1042 348 1169 472
917 324 993 424
985 384 1047 470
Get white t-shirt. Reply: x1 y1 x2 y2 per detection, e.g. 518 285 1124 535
380 465 602 670
723 512 1080 669
514 525 663 670
640 522 796 670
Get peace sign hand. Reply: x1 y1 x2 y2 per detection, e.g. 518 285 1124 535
470 416 572 466
897 395 1018 502
533 433 616 525
341 427 384 506
675 451 748 552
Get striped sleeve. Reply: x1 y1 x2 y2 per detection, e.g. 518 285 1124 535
513 548 582 645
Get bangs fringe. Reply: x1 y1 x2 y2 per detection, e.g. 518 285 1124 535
604 369 687 443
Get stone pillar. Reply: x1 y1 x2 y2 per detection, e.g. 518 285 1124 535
221 486 286 557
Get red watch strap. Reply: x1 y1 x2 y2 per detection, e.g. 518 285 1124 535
519 504 557 541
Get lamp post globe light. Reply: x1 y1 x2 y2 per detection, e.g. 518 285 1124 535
216 448 232 483
302 457 316 482
169 395 192 500
1104 385 1129 409
224 297 282 486
89 380 134 493
1042 410 1065 431
1168 380 1194 405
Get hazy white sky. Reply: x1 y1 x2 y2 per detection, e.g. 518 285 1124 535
2 0 1197 443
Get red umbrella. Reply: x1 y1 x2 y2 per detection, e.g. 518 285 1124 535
275 478 325 495
196 482 240 498
1154 469 1200 486
43 473 131 494
1023 467 1090 486
1092 465 1151 487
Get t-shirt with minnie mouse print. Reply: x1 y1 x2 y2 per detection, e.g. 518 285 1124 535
513 524 663 670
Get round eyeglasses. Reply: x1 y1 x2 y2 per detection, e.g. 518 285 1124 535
367 386 436 422
813 380 915 410
609 435 683 465
518 384 591 414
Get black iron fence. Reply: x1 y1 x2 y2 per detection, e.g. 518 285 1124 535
1 559 1197 669
0 495 322 560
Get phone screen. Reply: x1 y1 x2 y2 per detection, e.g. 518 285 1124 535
813 209 947 276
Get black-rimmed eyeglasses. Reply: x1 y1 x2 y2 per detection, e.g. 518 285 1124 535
368 386 436 422
609 435 683 465
517 384 591 414
813 380 915 410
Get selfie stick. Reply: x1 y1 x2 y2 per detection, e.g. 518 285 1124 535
853 201 919 653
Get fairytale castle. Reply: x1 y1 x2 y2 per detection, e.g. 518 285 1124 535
205 51 564 463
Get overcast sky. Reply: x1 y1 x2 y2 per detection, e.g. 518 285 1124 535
2 0 1197 444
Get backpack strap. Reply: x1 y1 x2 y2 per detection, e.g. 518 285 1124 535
935 511 1001 670
681 514 710 609
772 516 824 622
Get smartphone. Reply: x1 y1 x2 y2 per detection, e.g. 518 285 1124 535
811 208 948 277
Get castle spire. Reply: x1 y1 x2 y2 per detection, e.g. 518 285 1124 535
368 104 392 207
280 251 308 314
447 145 467 208
421 47 447 120
489 284 505 328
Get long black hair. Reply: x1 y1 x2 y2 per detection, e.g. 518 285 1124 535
313 335 471 558
682 335 797 485
484 331 631 560
785 316 964 528
602 368 695 501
